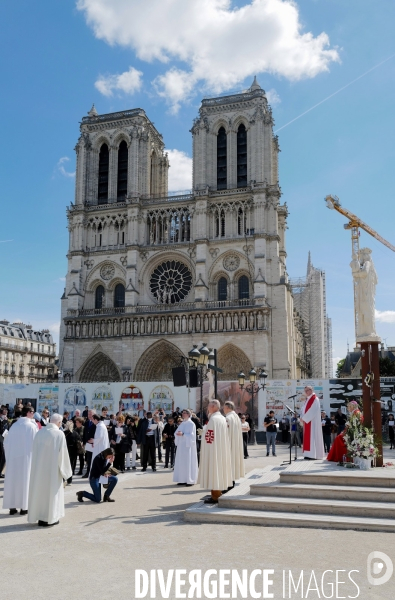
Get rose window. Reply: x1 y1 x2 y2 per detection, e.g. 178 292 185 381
150 260 192 304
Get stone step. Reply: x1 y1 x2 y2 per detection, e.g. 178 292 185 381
250 482 395 503
184 502 395 532
219 493 395 518
279 470 395 488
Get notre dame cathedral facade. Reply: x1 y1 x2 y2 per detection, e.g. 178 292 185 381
59 78 306 383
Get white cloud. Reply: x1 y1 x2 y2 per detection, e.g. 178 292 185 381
153 69 197 114
57 157 75 178
266 88 281 106
95 66 143 97
376 310 395 324
78 0 340 111
166 149 193 191
0 239 13 243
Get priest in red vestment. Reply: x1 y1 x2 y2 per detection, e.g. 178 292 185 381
300 386 325 460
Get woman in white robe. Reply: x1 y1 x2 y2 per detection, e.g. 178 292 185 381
90 416 110 468
3 410 37 513
28 414 72 526
173 410 198 485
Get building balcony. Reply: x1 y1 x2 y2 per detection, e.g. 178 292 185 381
64 300 268 341
67 298 258 318
0 340 28 352
84 243 126 253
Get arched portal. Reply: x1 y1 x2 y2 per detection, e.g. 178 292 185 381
78 352 121 382
134 340 184 381
217 343 252 381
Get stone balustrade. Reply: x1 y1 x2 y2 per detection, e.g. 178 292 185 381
64 306 268 340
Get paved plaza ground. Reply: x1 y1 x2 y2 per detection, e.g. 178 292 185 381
2 443 395 599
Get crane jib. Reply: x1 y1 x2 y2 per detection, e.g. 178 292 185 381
325 195 395 253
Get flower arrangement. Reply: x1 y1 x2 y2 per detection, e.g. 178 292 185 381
344 426 379 459
342 400 379 461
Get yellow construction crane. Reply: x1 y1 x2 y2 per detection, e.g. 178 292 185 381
325 194 395 337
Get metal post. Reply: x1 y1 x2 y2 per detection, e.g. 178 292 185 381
214 349 218 400
200 366 203 423
250 385 257 445
361 342 371 428
371 342 383 467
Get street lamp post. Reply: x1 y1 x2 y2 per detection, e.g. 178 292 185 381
238 368 268 444
188 343 210 421
198 343 210 420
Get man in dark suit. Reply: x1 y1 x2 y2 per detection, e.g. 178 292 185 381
137 412 156 472
82 409 96 477
82 406 89 418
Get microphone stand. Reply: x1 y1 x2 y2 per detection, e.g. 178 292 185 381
282 395 299 466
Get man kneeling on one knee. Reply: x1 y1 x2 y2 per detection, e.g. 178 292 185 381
77 448 118 503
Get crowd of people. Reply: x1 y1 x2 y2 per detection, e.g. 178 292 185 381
261 385 394 461
262 405 347 457
2 388 392 526
0 398 248 524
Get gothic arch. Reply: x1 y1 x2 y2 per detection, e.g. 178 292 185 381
134 340 184 381
232 115 250 132
107 276 126 291
217 343 252 381
208 249 252 281
212 118 231 135
78 351 121 382
92 134 111 152
86 260 126 290
112 130 131 148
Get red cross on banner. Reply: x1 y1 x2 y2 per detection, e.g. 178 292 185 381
205 429 214 444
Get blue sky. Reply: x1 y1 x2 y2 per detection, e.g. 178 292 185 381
1 0 394 371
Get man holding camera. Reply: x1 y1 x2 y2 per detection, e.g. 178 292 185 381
263 411 277 457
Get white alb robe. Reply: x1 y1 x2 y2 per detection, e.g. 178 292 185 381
91 421 110 466
198 411 232 491
226 411 245 481
173 419 198 484
28 423 72 524
3 417 37 510
301 394 325 459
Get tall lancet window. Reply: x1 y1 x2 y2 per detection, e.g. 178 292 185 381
238 275 249 300
237 124 247 187
98 143 109 203
218 277 228 301
95 285 105 309
114 283 125 308
217 127 227 190
117 140 128 200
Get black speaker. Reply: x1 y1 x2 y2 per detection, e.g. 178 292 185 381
172 366 187 387
189 368 198 388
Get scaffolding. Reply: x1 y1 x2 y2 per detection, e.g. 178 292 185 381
290 254 332 378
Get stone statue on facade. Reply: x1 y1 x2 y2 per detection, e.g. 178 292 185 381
350 248 380 342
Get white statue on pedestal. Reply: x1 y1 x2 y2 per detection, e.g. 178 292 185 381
350 247 380 342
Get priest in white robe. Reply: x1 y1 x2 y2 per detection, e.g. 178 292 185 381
300 386 325 460
173 409 198 486
198 399 232 504
223 401 245 487
3 406 37 515
28 414 72 527
90 414 110 469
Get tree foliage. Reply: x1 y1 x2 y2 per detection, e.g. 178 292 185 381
336 358 346 378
